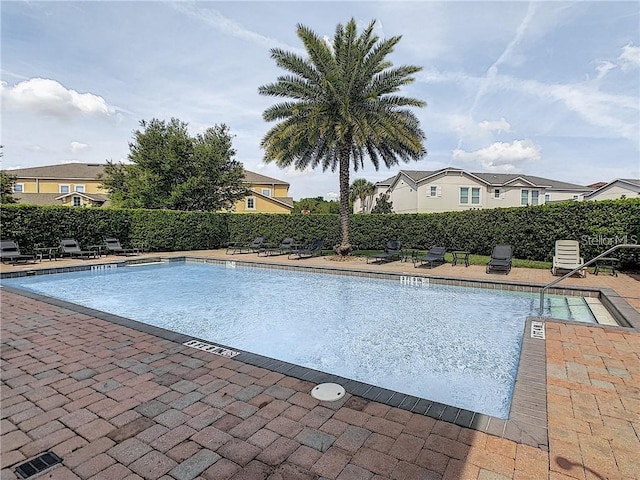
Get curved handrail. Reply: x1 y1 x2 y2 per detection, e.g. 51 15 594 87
539 243 640 313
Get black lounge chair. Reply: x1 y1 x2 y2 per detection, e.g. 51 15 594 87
413 246 446 268
104 238 141 256
59 238 99 259
260 237 296 256
0 240 36 265
226 237 266 254
486 245 513 274
288 239 324 259
367 240 402 264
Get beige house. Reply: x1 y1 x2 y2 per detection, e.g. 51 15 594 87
584 179 640 201
355 168 593 214
5 163 293 213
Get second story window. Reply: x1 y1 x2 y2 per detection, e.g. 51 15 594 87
13 183 24 193
72 196 81 207
246 197 256 210
75 185 85 193
60 184 70 194
261 188 271 197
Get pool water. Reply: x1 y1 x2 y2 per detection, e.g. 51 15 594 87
1 261 593 418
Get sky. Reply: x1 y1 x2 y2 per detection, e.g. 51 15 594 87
1 1 639 200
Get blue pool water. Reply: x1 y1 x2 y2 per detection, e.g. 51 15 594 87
1 261 591 418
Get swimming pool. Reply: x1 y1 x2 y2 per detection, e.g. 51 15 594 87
1 261 592 418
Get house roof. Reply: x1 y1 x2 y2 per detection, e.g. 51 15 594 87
5 162 290 186
375 168 592 191
584 178 640 198
14 193 110 206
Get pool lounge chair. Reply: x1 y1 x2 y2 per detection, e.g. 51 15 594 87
486 245 513 274
0 240 36 265
367 240 402 264
552 240 586 277
288 239 324 259
226 237 266 255
104 238 141 256
260 237 296 256
413 246 447 269
59 238 99 260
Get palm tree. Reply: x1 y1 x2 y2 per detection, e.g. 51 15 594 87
259 19 426 255
349 178 375 213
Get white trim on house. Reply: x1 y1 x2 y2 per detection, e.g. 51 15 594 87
245 196 256 210
59 184 71 194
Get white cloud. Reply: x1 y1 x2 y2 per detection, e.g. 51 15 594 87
70 141 89 153
325 192 339 200
1 78 116 118
452 139 542 172
478 118 511 133
595 60 616 79
619 42 640 70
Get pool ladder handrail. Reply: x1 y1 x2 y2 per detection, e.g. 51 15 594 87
539 243 640 313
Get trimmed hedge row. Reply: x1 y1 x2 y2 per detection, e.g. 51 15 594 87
1 199 638 265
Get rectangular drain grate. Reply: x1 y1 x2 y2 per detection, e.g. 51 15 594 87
183 339 239 358
15 452 62 478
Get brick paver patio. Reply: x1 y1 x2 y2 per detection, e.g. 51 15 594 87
1 251 639 479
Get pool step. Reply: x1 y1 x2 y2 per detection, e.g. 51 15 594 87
566 297 596 323
584 297 618 326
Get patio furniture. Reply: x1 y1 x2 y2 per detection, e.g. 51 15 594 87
414 246 447 269
104 238 141 256
594 257 619 277
486 245 513 274
288 239 324 259
226 237 267 254
0 240 36 265
367 241 402 264
452 251 470 267
34 244 59 262
59 238 99 259
552 240 586 277
260 237 297 256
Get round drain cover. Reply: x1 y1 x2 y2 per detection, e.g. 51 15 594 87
311 383 345 401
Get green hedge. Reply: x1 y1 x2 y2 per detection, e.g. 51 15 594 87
1 199 638 266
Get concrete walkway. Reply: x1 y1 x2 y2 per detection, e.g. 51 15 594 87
1 251 639 479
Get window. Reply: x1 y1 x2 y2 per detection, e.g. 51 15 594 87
545 194 551 202
459 187 469 204
13 183 24 193
429 186 437 197
246 197 256 210
75 185 85 193
72 196 81 207
572 195 579 201
59 184 70 194
531 190 539 206
471 187 480 204
261 188 271 197
494 189 501 199
521 189 529 206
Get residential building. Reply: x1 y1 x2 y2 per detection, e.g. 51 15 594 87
584 179 640 201
355 167 594 214
4 163 293 213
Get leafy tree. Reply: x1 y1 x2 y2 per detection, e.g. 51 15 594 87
349 178 375 213
259 19 426 255
293 196 340 214
0 171 18 204
371 192 394 213
101 118 248 211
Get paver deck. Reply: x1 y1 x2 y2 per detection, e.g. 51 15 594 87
1 251 639 479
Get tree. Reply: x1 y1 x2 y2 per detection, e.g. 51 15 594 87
349 178 375 213
259 19 426 255
101 118 248 211
371 192 393 213
293 196 340 214
0 146 18 204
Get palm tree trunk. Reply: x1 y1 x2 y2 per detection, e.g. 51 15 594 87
336 145 352 256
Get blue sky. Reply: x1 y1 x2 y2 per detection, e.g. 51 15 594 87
2 1 639 200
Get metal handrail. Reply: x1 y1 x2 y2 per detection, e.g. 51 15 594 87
539 243 640 313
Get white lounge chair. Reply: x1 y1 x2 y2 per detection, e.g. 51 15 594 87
552 240 586 277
